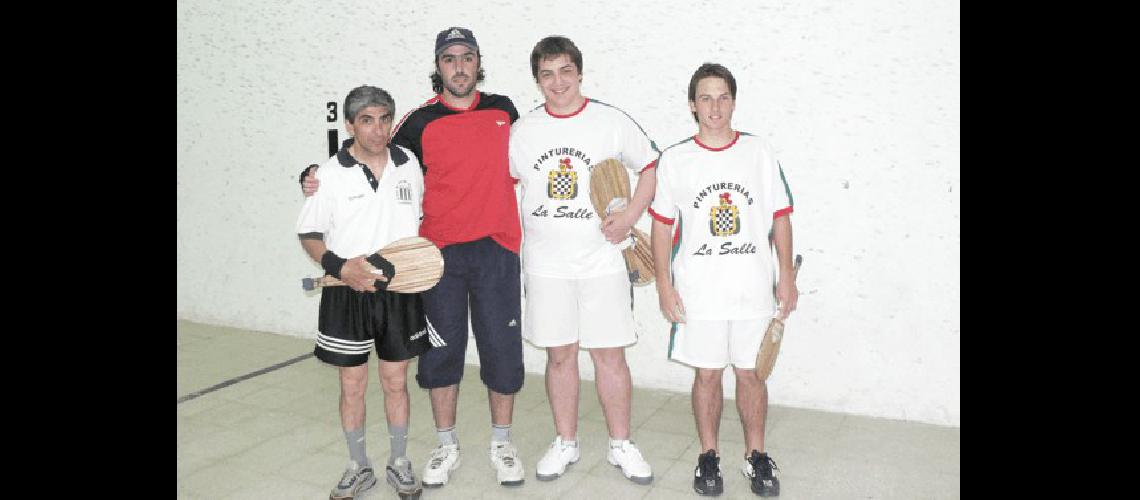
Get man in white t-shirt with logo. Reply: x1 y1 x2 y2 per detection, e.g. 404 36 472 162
649 63 798 497
508 35 658 485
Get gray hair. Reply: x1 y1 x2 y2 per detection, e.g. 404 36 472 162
344 85 395 123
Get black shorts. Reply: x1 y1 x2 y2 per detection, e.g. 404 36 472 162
314 286 431 367
415 237 524 394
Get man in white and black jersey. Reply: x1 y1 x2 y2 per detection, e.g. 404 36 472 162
508 35 658 485
296 85 429 500
648 63 798 497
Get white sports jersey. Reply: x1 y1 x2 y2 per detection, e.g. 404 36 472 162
649 132 793 320
509 98 659 278
296 141 424 258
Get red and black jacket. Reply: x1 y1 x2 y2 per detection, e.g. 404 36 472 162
392 91 521 253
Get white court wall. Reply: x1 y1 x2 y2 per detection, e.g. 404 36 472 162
177 0 960 426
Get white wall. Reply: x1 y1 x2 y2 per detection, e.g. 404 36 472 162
177 0 959 426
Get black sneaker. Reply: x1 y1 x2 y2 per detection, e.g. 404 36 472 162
693 449 724 496
744 450 780 497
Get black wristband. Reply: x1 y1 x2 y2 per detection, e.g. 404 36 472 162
366 254 396 291
299 164 318 187
320 250 347 279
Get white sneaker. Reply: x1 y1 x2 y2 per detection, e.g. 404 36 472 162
535 436 580 481
607 439 653 484
422 444 460 488
489 440 525 486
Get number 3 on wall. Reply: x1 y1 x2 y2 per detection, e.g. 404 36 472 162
326 101 338 157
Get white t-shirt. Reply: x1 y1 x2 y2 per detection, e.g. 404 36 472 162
649 132 793 320
509 98 659 278
296 142 424 258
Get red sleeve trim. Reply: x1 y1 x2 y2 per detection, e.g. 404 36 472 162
639 159 657 174
773 206 794 219
648 206 675 225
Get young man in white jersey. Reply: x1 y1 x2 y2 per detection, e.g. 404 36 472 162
296 85 430 500
648 63 798 497
508 36 658 485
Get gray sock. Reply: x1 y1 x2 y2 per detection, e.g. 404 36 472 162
388 424 408 465
437 426 458 447
344 427 368 467
491 424 511 443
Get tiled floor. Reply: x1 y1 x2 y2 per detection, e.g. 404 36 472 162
177 320 959 499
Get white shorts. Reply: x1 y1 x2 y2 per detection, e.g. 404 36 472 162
668 317 773 369
523 272 636 349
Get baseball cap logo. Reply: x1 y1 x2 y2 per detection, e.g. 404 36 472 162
436 26 478 55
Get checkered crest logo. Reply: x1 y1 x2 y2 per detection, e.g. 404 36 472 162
709 192 740 236
546 157 578 200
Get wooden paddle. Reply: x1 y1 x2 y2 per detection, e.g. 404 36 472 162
754 254 803 380
589 158 655 286
302 236 444 294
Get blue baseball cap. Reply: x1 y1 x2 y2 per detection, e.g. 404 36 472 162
435 26 479 56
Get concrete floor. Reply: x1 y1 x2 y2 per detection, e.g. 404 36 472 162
177 320 959 499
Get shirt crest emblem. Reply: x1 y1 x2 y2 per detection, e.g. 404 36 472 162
546 157 579 200
709 192 741 236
